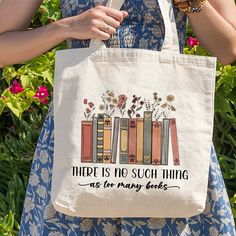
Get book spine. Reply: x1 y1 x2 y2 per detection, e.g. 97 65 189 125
128 118 137 164
111 117 120 163
119 118 129 164
103 117 112 163
92 117 98 163
81 121 93 162
161 118 170 165
170 118 180 165
136 118 144 164
143 111 152 164
97 114 104 163
152 121 162 165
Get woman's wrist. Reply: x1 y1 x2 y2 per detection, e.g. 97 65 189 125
51 17 75 42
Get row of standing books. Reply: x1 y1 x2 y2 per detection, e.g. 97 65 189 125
81 111 180 165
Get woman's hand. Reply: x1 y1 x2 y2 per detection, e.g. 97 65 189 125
60 6 128 40
0 1 128 67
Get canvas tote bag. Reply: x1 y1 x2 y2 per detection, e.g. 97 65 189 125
52 0 217 217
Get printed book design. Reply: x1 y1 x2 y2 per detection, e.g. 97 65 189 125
81 91 180 165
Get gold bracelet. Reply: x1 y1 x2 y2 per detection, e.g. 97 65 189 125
173 0 207 13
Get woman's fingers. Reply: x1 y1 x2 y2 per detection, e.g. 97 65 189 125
104 15 121 28
100 24 117 35
91 19 117 35
121 11 129 19
67 6 128 40
92 27 111 40
97 6 128 23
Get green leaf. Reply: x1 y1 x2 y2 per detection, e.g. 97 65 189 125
5 102 23 119
20 75 31 88
227 89 236 105
216 70 222 77
2 66 17 85
214 93 229 113
41 70 53 86
0 99 5 114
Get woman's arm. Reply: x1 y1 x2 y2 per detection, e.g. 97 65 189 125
187 0 236 65
0 0 128 68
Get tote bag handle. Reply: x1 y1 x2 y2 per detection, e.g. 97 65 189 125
89 0 180 53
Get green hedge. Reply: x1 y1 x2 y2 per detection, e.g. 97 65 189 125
0 1 235 234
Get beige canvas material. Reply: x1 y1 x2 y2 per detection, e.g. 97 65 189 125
52 0 217 217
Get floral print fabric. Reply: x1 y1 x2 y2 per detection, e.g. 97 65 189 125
60 0 187 52
19 0 236 235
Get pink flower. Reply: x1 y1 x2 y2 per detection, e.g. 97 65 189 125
186 37 199 47
34 86 49 104
9 80 24 94
40 98 49 104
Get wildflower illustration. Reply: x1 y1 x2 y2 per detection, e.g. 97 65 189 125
127 95 144 118
144 92 176 120
99 90 117 117
83 98 95 120
117 94 128 117
144 92 164 120
161 95 176 118
81 90 179 166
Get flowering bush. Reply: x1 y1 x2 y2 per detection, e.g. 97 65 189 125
0 1 63 234
0 44 67 119
185 34 236 221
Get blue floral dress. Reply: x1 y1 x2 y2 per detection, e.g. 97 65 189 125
19 0 236 235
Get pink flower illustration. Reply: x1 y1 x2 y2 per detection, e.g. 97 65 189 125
118 95 127 103
9 80 24 94
83 98 96 120
116 94 128 116
186 37 199 47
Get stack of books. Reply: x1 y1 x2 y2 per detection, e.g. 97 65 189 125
81 112 180 165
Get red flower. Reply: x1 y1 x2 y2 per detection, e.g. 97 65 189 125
186 37 199 47
88 102 94 108
34 86 49 104
83 99 88 104
9 80 24 94
86 108 91 113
